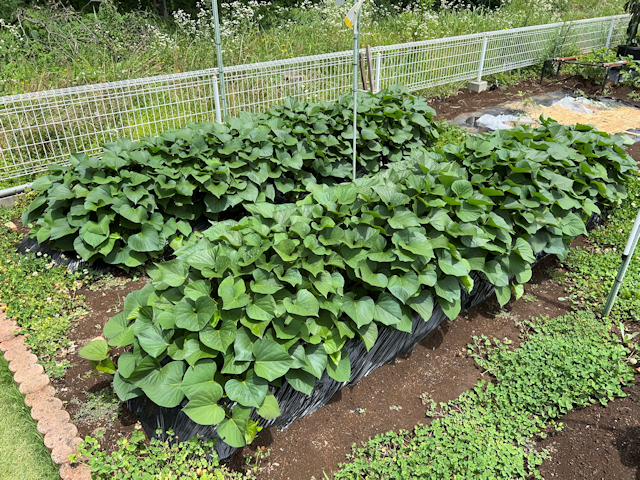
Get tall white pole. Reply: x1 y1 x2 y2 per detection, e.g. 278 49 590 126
603 209 640 316
477 35 488 82
212 0 228 117
605 18 615 48
351 1 361 182
374 52 382 93
213 76 222 123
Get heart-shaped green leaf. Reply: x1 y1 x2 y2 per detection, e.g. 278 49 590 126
225 369 268 408
341 293 375 328
79 339 110 361
183 390 226 425
253 338 293 381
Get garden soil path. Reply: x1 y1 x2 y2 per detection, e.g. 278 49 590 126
19 75 640 479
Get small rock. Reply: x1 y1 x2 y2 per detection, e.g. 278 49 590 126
0 336 26 356
3 221 17 232
31 396 63 421
19 373 50 395
0 320 20 342
8 352 38 373
14 363 45 385
50 437 82 465
37 413 72 436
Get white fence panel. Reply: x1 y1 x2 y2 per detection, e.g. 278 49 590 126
0 70 220 179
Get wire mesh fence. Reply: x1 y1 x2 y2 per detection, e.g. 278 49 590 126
0 14 630 182
372 15 629 91
0 70 221 180
223 51 355 117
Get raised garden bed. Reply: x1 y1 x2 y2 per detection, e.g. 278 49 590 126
2 75 640 480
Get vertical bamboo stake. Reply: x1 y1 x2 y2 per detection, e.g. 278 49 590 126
359 53 368 90
366 45 374 93
212 0 228 117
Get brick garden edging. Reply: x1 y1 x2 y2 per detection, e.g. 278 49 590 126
0 308 91 480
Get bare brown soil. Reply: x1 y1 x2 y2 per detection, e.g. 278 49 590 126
429 74 639 121
14 73 640 479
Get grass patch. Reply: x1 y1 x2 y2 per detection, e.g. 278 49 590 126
334 311 633 479
70 387 121 428
0 353 60 480
0 195 86 377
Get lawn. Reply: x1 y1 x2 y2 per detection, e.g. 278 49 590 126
0 353 60 480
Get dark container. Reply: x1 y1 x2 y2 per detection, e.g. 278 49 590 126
617 44 640 60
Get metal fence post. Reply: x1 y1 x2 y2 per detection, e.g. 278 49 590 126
374 53 382 93
351 0 362 182
605 18 615 48
212 76 222 124
604 209 640 316
477 35 488 82
212 0 228 117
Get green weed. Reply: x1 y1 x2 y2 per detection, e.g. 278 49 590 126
87 273 135 292
0 194 86 377
334 311 633 479
71 428 268 479
433 120 469 148
70 387 121 428
563 173 640 320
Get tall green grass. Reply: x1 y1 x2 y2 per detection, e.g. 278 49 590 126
0 0 626 96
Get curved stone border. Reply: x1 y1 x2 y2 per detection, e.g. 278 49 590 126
0 308 90 480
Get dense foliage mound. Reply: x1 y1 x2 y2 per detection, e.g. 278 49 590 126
22 87 439 267
81 118 636 449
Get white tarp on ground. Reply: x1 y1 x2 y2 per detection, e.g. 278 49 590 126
552 96 610 114
476 114 535 130
476 96 612 129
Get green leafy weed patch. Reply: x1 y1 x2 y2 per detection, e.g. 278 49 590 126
333 311 634 479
